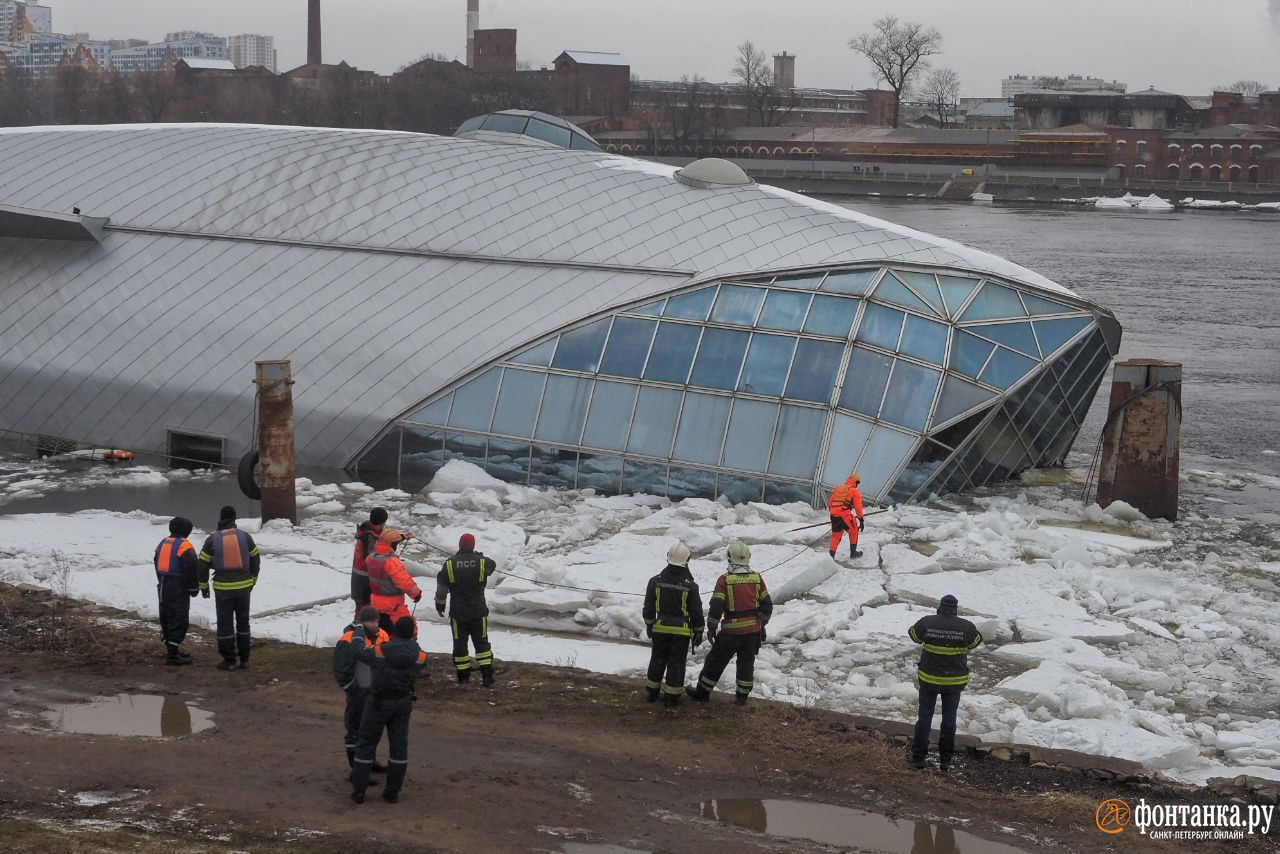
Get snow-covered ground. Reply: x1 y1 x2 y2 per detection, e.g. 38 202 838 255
2 455 1279 785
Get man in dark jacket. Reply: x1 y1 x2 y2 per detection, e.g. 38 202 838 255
197 505 261 671
153 516 199 665
687 541 772 707
908 594 983 771
334 605 390 770
642 542 705 707
350 508 387 616
435 532 497 687
350 616 428 804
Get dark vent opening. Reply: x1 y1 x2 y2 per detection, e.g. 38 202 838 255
168 431 224 469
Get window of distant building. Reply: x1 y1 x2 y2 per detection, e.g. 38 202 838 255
1136 140 1147 156
1115 139 1126 154
1189 163 1203 180
1229 164 1241 181
1135 164 1146 177
1191 144 1204 158
1210 163 1222 181
1249 164 1259 182
1250 144 1263 160
1230 143 1242 162
1210 143 1223 159
1167 143 1181 159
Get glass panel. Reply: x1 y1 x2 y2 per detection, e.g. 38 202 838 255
667 467 718 501
950 331 996 379
407 393 451 425
442 432 487 469
717 474 765 505
933 376 996 425
931 410 990 452
772 271 826 289
757 290 811 332
1021 292 1075 316
510 338 556 367
821 414 874 486
857 427 918 498
626 386 682 457
482 113 529 134
551 318 610 372
576 453 622 493
490 368 546 438
534 374 592 444
822 268 878 295
456 116 484 134
738 334 796 396
968 321 1039 357
599 316 657 378
980 348 1038 389
530 444 577 488
784 338 843 403
802 295 859 338
357 428 401 488
568 134 601 152
643 322 701 384
485 439 530 484
837 347 893 416
623 459 668 496
401 425 446 493
673 392 732 465
937 274 981 316
855 303 904 351
896 271 946 315
710 285 766 325
765 481 813 504
525 119 572 148
768 405 826 478
873 273 941 316
663 288 716 321
961 282 1029 321
898 315 949 364
722 399 779 472
582 381 637 450
689 328 750 390
447 367 501 431
1033 316 1092 356
629 299 665 316
889 439 953 503
880 360 942 431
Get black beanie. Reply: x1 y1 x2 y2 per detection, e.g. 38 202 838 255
219 505 237 522
939 594 958 615
394 616 416 639
370 507 388 525
169 516 193 537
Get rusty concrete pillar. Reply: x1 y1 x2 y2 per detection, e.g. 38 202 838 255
255 360 297 525
1096 359 1181 521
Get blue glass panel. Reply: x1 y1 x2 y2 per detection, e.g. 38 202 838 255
937 274 981 316
874 273 941 317
530 444 577 488
401 426 447 492
932 376 995 426
663 288 716 321
768 405 827 478
673 392 732 464
582 381 637 450
969 321 1039 357
821 414 874 486
710 285 766 325
757 290 811 332
630 299 665 316
802 295 859 338
599 316 657 378
510 338 555 367
534 374 593 444
623 459 668 496
739 334 796 396
822 268 878 295
772 271 826 289
358 427 402 487
765 481 814 504
667 467 718 501
485 439 530 484
950 331 996 379
717 474 765 504
643 322 701 383
408 393 451 425
482 113 528 134
447 367 501 431
722 399 779 472
898 315 949 364
525 118 572 148
491 368 547 438
577 452 622 493
1033 316 1092 355
626 386 682 457
551 318 610 372
837 347 893 416
784 339 843 403
980 348 1038 388
856 303 904 351
858 427 918 498
689 328 750 390
961 282 1030 321
896 271 947 315
880 361 941 431
1022 292 1075 316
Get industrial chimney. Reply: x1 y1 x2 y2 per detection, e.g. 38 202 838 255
773 51 796 90
466 0 479 67
307 0 322 66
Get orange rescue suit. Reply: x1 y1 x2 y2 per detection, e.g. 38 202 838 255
366 542 421 629
828 476 865 553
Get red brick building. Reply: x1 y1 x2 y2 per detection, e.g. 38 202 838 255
473 29 516 73
553 51 630 117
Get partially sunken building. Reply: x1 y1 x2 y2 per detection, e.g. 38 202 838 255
0 117 1119 505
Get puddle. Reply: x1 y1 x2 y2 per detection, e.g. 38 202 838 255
561 846 649 854
700 799 1030 854
43 693 214 738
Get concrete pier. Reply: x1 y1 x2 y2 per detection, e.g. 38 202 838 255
254 360 297 525
1096 359 1182 521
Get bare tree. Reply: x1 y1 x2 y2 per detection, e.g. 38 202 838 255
134 70 177 121
732 40 778 126
849 15 942 128
920 67 961 128
1213 79 1270 96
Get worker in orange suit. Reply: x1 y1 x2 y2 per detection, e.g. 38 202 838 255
366 529 421 637
828 472 865 560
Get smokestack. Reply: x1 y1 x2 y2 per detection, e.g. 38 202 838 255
307 0 322 66
466 0 479 67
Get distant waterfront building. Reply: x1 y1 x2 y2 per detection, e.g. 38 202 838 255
110 33 227 74
1002 74 1126 99
0 1 51 41
227 33 276 72
3 32 110 75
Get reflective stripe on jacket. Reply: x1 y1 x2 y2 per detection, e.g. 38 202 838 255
434 551 494 620
708 570 772 635
642 564 705 638
367 546 420 613
154 536 193 577
197 525 260 593
908 612 983 687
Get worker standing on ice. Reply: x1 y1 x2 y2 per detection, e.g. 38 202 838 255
350 616 428 805
828 472 865 560
198 505 261 671
350 508 388 616
367 529 421 637
687 541 771 707
153 516 199 665
907 594 983 772
641 542 705 707
334 605 390 771
435 533 497 687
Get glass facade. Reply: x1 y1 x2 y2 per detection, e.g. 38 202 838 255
358 265 1116 506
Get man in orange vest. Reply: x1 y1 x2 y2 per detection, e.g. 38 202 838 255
828 472 865 560
197 505 262 671
334 605 390 771
350 508 388 617
154 516 199 665
367 529 421 637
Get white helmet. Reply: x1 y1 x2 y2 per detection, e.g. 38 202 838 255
728 540 751 567
666 541 691 568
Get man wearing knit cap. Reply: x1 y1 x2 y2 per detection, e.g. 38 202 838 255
435 532 497 687
334 605 390 770
641 542 705 707
907 594 983 772
197 505 261 671
153 516 199 665
350 616 427 804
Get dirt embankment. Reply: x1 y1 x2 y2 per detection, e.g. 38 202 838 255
0 584 1273 853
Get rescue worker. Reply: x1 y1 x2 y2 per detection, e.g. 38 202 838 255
907 594 983 772
642 542 704 707
828 472 865 560
350 508 388 616
367 528 421 638
197 505 261 671
350 615 428 804
687 541 772 706
153 516 199 665
435 532 496 687
334 605 390 770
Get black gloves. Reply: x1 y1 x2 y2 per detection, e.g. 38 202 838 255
201 589 210 599
857 517 865 532
411 592 421 603
645 624 654 640
188 589 198 599
707 624 718 644
761 627 768 644
436 606 445 618
693 631 703 647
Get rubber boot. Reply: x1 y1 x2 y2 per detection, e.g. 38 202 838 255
686 685 710 703
457 670 471 684
828 549 837 559
645 687 659 703
662 693 680 708
217 658 236 671
166 646 191 666
735 692 749 706
481 667 495 688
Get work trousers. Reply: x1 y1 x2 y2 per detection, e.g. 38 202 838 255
451 616 493 675
343 687 370 767
157 576 191 651
645 633 691 697
911 682 963 764
350 574 371 618
351 694 413 797
697 632 759 698
214 590 252 663
829 515 860 554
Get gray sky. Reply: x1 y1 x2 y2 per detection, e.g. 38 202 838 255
52 0 1280 95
